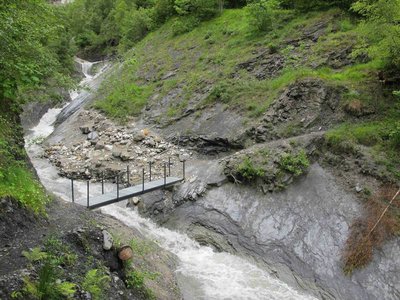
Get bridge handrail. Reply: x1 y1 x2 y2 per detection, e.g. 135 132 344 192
69 159 186 207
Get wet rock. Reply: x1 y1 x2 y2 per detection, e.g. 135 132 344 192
127 197 141 208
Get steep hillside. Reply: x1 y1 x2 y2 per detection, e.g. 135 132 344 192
95 8 399 178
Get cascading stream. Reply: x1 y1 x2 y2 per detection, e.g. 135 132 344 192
25 58 316 300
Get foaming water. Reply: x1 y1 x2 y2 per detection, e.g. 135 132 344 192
101 205 316 300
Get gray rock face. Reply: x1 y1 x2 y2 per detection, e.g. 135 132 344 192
249 79 345 143
142 161 400 300
235 52 285 80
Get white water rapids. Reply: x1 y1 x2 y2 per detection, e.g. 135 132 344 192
24 58 316 300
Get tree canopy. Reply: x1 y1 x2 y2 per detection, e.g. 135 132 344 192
0 0 74 113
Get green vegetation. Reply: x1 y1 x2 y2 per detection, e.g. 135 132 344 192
236 157 265 181
93 79 152 121
82 269 110 300
246 0 288 32
93 4 392 122
0 0 75 215
278 150 310 176
22 262 76 300
0 0 74 110
125 269 158 299
16 236 112 300
326 116 400 179
0 116 50 215
19 237 79 300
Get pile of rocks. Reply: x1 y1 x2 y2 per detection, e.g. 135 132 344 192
44 110 191 182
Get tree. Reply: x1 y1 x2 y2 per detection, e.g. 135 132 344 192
351 0 400 69
246 0 281 32
0 0 73 113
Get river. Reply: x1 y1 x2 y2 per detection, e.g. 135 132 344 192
24 58 315 300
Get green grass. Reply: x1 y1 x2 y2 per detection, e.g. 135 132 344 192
0 115 50 215
0 164 50 215
95 7 387 125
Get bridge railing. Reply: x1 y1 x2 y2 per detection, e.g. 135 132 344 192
70 158 186 207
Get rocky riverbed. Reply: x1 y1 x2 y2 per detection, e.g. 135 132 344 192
43 110 191 182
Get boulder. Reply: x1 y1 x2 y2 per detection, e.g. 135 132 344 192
102 230 113 251
87 131 98 141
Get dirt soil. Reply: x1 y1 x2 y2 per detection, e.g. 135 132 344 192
0 197 181 300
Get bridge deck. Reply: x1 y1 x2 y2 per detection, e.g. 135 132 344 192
83 177 182 209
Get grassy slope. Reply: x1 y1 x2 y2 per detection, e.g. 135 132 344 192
95 7 399 179
0 115 50 215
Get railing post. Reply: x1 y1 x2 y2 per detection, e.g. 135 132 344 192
148 161 152 182
168 157 171 177
142 168 145 192
87 180 90 208
117 175 119 199
183 160 186 180
164 163 167 187
127 165 130 187
101 173 104 195
71 178 74 203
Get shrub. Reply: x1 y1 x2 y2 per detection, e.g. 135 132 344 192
389 121 400 149
174 0 220 20
246 0 281 32
278 150 309 176
172 16 200 35
342 186 400 275
207 82 233 103
236 157 265 181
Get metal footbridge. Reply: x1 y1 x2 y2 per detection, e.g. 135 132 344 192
70 159 185 209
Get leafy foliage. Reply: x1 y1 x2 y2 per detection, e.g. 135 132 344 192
125 269 158 299
351 0 400 69
22 262 76 300
236 157 265 181
0 0 74 108
246 0 283 32
278 150 310 176
82 269 110 300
